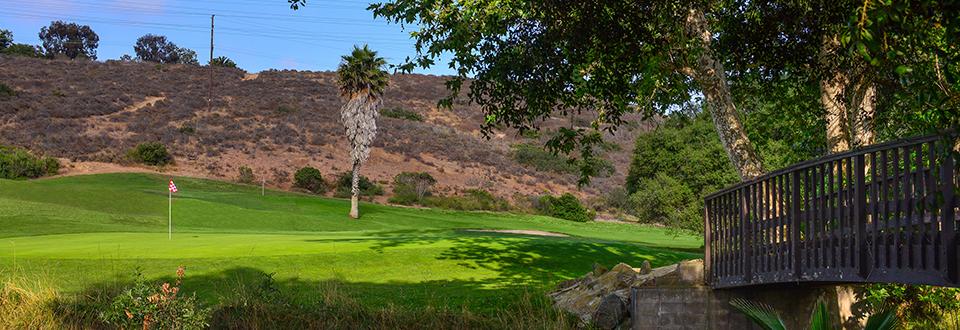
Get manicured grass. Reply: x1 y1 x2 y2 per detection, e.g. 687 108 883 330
0 173 701 313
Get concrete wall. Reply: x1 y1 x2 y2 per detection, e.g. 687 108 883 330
630 284 861 329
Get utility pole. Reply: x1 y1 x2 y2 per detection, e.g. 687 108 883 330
208 14 215 113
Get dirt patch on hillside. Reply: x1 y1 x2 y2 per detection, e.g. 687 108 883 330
464 229 570 237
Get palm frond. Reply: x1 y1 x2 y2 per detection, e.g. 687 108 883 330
729 298 787 330
808 297 832 330
864 309 898 330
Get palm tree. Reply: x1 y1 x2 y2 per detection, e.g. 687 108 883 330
730 296 897 330
336 45 388 219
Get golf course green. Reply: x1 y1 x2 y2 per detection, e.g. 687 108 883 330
0 173 700 312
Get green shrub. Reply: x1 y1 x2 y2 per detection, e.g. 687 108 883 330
0 83 15 98
1 43 42 57
511 143 577 173
629 173 700 231
861 283 960 328
276 105 299 115
293 167 325 194
424 189 510 211
389 172 436 205
99 267 209 329
127 142 172 166
0 146 60 179
381 108 423 121
333 172 384 198
537 193 594 222
237 166 255 184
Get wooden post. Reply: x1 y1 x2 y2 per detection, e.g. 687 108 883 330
791 171 802 280
704 199 712 285
741 187 753 283
942 151 957 284
855 154 870 279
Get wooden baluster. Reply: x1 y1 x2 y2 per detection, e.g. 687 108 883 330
941 148 956 284
856 154 870 279
893 148 903 269
792 170 802 280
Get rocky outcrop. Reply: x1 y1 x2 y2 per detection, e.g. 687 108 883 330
549 259 704 329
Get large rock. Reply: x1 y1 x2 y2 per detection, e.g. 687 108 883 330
549 259 704 328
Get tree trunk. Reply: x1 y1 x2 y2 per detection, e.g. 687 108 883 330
819 34 852 154
684 8 764 181
349 160 360 219
851 82 876 148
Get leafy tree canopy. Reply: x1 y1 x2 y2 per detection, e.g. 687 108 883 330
0 29 12 49
134 34 197 65
39 21 99 59
210 56 237 68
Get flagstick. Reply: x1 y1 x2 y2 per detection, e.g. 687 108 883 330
168 186 172 240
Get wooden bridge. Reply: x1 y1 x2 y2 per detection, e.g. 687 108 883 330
704 134 959 288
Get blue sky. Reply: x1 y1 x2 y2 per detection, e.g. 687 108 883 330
2 0 454 75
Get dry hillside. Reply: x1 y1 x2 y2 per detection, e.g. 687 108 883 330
0 55 653 200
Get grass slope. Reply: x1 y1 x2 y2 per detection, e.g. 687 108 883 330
0 173 700 312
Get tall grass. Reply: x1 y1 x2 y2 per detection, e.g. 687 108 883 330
0 271 581 329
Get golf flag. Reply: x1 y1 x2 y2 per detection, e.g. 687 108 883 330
168 179 177 239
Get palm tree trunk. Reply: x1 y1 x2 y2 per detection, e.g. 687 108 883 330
349 160 360 219
684 8 764 180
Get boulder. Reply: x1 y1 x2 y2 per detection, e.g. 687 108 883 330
549 259 705 327
592 294 628 329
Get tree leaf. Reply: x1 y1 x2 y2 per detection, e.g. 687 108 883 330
729 298 787 330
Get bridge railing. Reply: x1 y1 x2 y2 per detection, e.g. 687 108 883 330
704 134 958 288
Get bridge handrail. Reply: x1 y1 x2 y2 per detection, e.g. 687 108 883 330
704 132 958 289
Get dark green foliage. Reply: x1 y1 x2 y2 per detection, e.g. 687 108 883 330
177 124 195 135
293 167 325 194
276 105 299 115
388 171 436 205
511 143 577 173
237 166 255 184
39 21 99 59
0 83 15 98
625 113 739 233
730 297 898 330
423 189 511 211
127 142 172 166
629 173 701 232
626 114 739 196
381 108 423 121
512 143 613 177
134 34 195 64
0 29 11 49
861 284 960 328
1 43 42 57
210 56 237 68
0 146 60 179
333 172 383 198
537 193 594 222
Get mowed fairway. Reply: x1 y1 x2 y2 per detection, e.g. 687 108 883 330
0 173 700 312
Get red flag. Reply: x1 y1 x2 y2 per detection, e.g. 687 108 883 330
168 180 178 193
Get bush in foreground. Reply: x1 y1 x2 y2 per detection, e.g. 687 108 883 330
0 146 59 179
100 267 208 329
333 172 384 199
293 167 325 194
127 142 172 166
537 193 594 222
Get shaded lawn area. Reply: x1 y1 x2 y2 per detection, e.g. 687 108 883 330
0 173 701 313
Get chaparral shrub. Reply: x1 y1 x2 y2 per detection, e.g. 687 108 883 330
333 172 384 199
537 193 594 222
388 171 436 205
127 142 172 166
381 108 423 122
0 83 15 98
424 189 511 211
0 145 60 179
293 167 325 194
237 166 255 184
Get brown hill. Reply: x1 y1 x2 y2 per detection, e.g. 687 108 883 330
0 55 653 201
